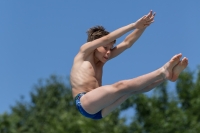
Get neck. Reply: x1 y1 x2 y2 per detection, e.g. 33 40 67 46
93 51 105 67
94 57 104 66
94 56 104 67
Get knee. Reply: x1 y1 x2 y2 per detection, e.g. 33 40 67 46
112 80 129 92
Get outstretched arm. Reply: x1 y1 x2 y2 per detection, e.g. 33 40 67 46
80 10 155 56
109 10 155 59
80 23 135 55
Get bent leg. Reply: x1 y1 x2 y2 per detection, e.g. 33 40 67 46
81 54 182 114
101 79 164 117
81 70 163 114
102 57 189 117
134 79 164 94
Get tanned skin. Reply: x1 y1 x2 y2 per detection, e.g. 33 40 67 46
70 10 188 117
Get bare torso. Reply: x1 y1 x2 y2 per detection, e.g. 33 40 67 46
70 52 104 98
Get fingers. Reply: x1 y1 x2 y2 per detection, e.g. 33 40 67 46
143 10 156 27
144 10 152 19
148 10 153 18
144 10 156 21
146 20 154 26
147 16 155 23
144 20 154 26
136 10 156 29
151 12 156 20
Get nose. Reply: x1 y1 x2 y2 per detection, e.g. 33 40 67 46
106 50 111 56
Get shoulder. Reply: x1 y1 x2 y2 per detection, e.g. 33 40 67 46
74 49 94 63
75 44 94 59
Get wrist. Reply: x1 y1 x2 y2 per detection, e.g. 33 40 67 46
130 23 136 29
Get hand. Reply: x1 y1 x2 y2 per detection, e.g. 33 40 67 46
134 10 156 29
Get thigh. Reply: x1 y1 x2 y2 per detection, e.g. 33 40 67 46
101 92 134 117
80 84 128 114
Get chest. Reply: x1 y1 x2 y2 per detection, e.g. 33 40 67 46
95 68 103 86
87 62 103 86
94 66 103 79
79 53 104 85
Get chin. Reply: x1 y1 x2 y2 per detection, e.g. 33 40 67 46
102 60 108 63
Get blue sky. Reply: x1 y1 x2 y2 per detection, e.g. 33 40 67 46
0 1 200 115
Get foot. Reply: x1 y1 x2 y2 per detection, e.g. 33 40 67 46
161 53 182 80
171 57 188 82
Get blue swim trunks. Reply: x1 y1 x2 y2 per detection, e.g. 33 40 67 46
75 92 102 120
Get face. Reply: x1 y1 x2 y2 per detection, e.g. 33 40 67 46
94 42 114 63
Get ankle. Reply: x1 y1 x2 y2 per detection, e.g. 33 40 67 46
159 67 167 80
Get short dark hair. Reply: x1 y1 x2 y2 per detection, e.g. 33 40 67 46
86 25 116 43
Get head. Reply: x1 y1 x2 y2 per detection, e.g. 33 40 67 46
87 26 116 63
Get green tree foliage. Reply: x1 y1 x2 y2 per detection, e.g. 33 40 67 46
127 68 200 133
0 68 200 133
0 76 128 133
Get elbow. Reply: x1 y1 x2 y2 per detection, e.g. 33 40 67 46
123 41 131 49
103 35 112 42
102 34 116 43
126 44 131 49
